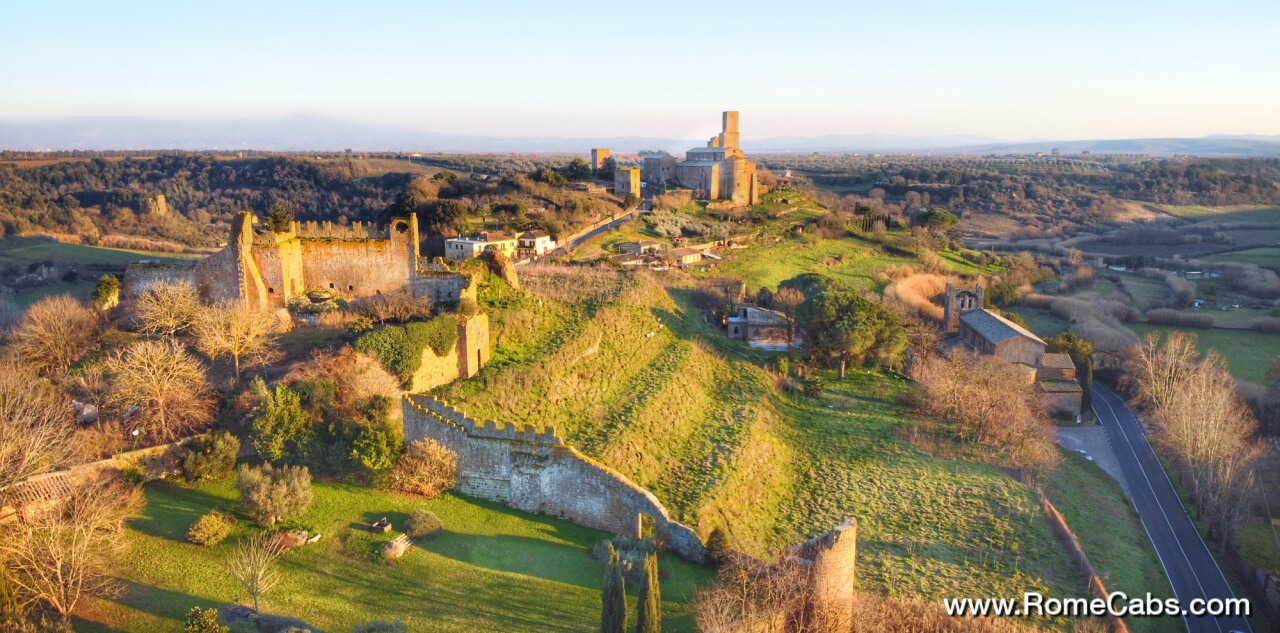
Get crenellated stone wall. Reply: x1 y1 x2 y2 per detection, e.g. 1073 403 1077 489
402 394 706 562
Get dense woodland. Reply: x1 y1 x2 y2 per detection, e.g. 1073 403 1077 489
761 154 1280 218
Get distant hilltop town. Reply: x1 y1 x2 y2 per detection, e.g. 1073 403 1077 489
594 110 761 206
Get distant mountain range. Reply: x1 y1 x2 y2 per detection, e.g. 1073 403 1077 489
2 115 1278 157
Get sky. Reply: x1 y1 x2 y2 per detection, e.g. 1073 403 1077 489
1 0 1278 141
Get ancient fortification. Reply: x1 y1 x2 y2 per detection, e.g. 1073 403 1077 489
122 212 476 309
402 394 707 561
401 394 860 616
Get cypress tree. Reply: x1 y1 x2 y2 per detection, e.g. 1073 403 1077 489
601 543 627 633
1081 356 1094 415
636 549 661 633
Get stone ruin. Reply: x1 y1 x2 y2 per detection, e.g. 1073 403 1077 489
122 211 481 311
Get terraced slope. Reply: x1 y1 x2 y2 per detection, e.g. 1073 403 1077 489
439 267 1086 606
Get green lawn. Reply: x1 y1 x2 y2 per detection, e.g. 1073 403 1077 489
1043 450 1177 633
700 236 995 293
441 270 1087 610
75 480 712 633
1128 323 1279 384
1203 246 1280 269
1008 307 1070 338
1236 522 1280 571
1149 204 1280 223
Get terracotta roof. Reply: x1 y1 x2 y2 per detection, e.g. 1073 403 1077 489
960 309 1045 346
671 248 702 258
519 230 550 238
1041 353 1076 369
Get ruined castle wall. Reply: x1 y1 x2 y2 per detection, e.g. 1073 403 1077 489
410 271 475 304
299 238 410 295
252 239 306 306
457 312 490 378
411 345 460 393
122 261 197 297
403 395 706 562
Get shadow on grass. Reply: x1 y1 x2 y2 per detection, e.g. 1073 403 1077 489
129 480 239 541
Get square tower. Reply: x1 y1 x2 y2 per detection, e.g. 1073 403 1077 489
590 148 611 171
718 111 740 150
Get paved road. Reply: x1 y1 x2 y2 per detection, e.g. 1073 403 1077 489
1092 385 1254 633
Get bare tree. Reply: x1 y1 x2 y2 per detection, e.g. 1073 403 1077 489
1124 331 1200 412
133 279 201 336
0 482 142 619
0 362 74 498
192 301 282 380
390 439 458 497
773 287 804 351
226 532 284 612
103 340 215 441
5 295 98 375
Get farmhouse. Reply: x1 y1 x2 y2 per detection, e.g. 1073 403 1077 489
516 230 556 258
445 232 519 261
670 247 703 266
618 240 665 255
941 284 1083 416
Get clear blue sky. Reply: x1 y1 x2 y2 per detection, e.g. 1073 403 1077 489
2 0 1277 140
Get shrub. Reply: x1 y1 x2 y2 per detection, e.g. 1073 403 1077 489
403 510 443 540
185 606 229 633
182 432 241 481
804 376 826 397
1249 317 1280 334
187 511 235 546
236 463 313 526
354 316 458 385
352 420 403 477
353 619 407 633
389 439 458 497
704 526 731 564
345 316 374 336
119 463 146 487
1147 308 1215 329
93 274 121 309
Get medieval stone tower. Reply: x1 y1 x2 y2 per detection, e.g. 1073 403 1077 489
943 283 984 333
787 517 858 627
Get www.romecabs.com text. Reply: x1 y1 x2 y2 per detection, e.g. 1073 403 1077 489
944 592 1250 618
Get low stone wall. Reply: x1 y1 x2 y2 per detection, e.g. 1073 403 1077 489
1 438 194 523
402 394 706 562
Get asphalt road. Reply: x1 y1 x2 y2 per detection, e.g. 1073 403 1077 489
1092 385 1255 633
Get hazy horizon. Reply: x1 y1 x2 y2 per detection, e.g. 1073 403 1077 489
3 0 1278 143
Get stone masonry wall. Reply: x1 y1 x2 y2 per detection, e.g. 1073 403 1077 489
402 394 706 562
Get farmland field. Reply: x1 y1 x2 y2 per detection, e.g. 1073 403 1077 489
1203 246 1280 269
1128 323 1280 384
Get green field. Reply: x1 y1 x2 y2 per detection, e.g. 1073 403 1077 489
1150 204 1280 223
76 480 712 633
1129 323 1280 384
1008 307 1070 338
0 236 202 268
1043 451 1176 633
440 269 1087 608
1203 246 1280 269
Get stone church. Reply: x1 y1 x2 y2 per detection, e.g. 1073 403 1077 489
665 111 760 206
940 284 1083 415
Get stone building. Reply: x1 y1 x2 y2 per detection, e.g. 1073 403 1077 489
516 230 556 259
444 232 518 261
674 111 760 205
590 148 610 171
614 167 640 200
618 240 665 255
940 284 1083 416
123 212 477 310
726 306 789 342
639 150 676 186
410 313 491 392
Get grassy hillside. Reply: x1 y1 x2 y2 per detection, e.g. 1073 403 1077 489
76 480 711 633
1043 450 1176 633
440 267 1086 607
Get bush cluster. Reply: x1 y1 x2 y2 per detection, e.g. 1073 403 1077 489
354 316 458 385
403 510 443 540
182 432 241 481
236 463 312 526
